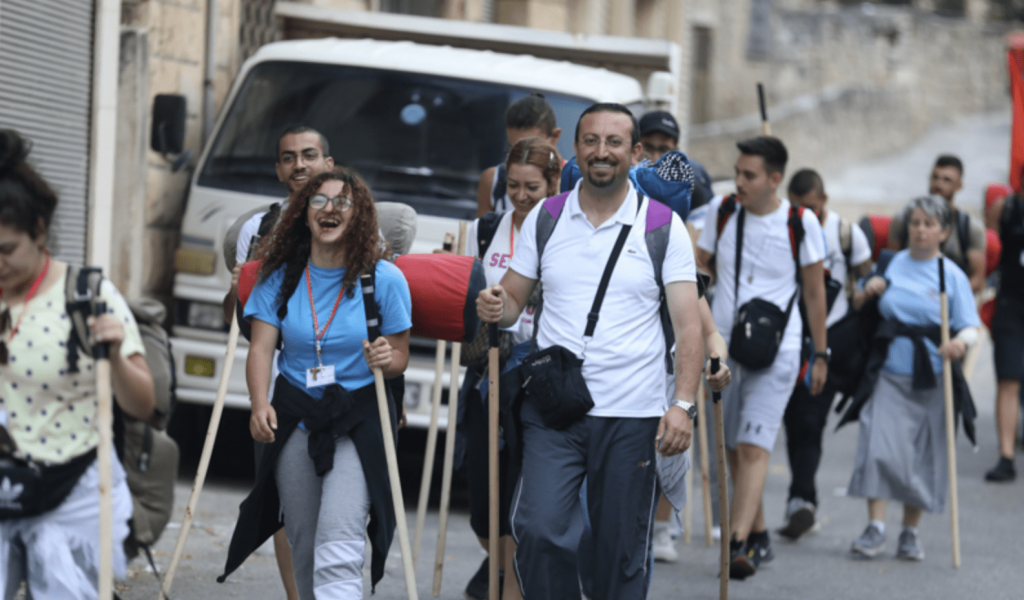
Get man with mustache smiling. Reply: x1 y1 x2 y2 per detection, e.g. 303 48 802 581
477 104 704 599
222 125 334 600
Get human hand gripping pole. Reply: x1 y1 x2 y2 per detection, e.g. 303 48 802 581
361 272 419 599
487 322 500 600
939 260 962 568
710 356 730 600
94 300 114 600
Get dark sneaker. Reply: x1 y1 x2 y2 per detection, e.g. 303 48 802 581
464 556 488 600
748 531 774 565
729 539 757 580
896 529 925 561
985 457 1016 482
850 524 886 558
778 498 817 541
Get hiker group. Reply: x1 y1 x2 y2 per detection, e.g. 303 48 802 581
0 87 1018 600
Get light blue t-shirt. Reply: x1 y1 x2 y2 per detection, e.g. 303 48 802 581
878 251 979 376
244 260 412 399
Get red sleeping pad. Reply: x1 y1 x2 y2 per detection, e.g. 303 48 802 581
236 254 486 343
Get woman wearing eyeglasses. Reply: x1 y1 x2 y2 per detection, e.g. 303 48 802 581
223 167 412 598
0 129 155 597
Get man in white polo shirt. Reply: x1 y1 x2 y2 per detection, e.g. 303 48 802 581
696 137 828 580
477 103 704 599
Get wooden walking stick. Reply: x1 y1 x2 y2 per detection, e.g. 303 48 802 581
683 468 692 545
710 356 730 600
487 322 501 600
757 83 771 136
938 259 962 568
433 221 467 596
94 300 114 600
413 233 455 567
361 271 420 599
696 380 714 547
160 305 240 599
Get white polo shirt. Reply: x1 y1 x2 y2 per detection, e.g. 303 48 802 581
697 195 826 352
509 180 697 418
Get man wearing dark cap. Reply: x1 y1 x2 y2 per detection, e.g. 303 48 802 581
639 110 680 164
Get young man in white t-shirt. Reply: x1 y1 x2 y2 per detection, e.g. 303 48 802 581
778 169 872 541
696 137 829 580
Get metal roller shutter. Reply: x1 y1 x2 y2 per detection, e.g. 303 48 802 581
0 0 94 265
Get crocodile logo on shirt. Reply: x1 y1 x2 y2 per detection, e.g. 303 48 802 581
0 477 24 510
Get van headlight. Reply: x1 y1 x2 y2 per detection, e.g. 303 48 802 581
403 381 421 409
182 301 226 331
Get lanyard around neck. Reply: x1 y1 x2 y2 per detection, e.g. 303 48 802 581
5 252 51 344
305 264 345 366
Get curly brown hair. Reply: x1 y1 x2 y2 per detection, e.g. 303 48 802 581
505 137 562 198
258 167 389 319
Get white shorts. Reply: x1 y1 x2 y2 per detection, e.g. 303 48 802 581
0 456 132 600
721 347 801 452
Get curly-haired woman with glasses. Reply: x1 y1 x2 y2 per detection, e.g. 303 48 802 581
221 167 412 599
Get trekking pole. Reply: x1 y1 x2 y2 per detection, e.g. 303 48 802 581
683 466 692 545
487 321 500 600
160 302 241 600
938 260 962 568
413 232 455 568
696 379 714 547
710 356 730 600
433 221 467 596
361 271 419 599
94 300 114 600
757 83 771 136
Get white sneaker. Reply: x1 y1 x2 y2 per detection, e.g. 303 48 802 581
652 521 678 563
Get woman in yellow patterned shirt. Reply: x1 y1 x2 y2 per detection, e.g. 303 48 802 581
0 129 155 597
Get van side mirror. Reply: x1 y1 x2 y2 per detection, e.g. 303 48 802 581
151 94 192 171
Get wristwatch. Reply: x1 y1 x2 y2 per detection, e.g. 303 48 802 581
672 399 698 422
814 348 831 365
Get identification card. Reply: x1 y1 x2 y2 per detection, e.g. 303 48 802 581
306 364 336 388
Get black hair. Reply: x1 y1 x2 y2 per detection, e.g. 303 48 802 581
505 93 558 137
934 154 963 177
277 125 330 159
574 103 640 147
736 136 788 176
788 168 825 198
0 130 58 239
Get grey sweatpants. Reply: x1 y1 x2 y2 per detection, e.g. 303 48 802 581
276 429 370 600
510 400 660 600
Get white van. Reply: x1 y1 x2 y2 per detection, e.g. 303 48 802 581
170 37 646 429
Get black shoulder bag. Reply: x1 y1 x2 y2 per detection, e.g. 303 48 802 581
518 206 637 430
728 207 801 370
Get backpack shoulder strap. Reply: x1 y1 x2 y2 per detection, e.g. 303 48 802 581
257 202 281 237
64 265 105 374
476 211 504 259
788 204 806 285
535 191 571 264
956 209 971 258
839 216 853 269
716 194 737 239
643 197 676 374
492 164 507 211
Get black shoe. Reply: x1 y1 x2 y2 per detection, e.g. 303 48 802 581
465 557 504 600
728 538 756 580
985 457 1016 482
777 499 817 541
747 530 774 566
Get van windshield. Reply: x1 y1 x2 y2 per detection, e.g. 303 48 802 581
198 60 593 215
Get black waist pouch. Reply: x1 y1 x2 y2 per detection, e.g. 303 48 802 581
0 448 96 519
729 297 791 370
519 345 593 430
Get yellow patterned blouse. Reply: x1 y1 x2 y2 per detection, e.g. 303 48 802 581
0 265 145 464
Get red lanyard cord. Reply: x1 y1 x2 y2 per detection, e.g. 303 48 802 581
305 264 346 364
5 251 51 343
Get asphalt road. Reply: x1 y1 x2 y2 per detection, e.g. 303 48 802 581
118 331 1022 600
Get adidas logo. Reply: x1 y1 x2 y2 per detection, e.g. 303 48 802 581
0 477 24 510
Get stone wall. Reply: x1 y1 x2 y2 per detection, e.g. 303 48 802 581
686 2 1014 178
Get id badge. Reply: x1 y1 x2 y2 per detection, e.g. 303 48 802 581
306 364 336 388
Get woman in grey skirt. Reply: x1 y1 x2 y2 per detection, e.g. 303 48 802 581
840 195 980 562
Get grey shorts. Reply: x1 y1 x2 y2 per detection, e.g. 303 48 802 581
721 346 801 452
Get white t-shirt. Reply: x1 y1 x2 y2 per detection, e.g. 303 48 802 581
697 196 826 352
236 211 267 265
465 211 534 345
509 181 698 418
821 211 872 327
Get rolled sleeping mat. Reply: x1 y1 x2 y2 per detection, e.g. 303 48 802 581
985 228 1002 276
235 253 486 344
394 253 486 343
859 214 892 263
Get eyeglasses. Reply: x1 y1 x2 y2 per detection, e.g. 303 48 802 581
308 194 354 211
